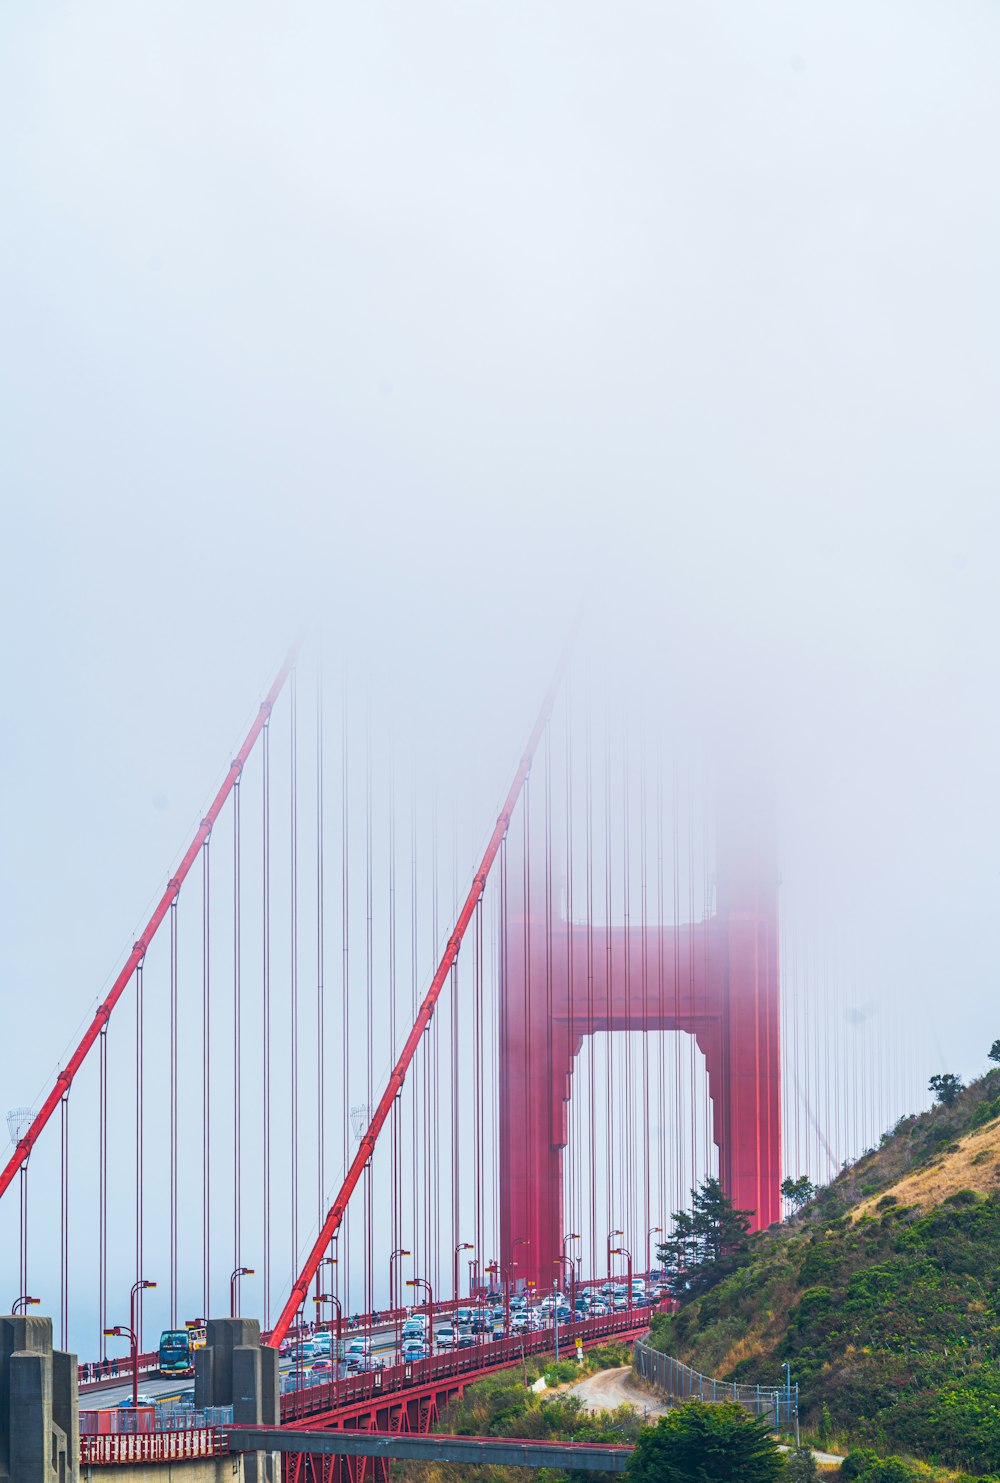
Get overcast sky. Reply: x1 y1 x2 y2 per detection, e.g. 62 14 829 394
2 1 999 1336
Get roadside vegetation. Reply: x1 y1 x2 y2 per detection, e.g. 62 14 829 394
648 1058 1000 1477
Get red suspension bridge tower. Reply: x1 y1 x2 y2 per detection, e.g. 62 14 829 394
499 810 781 1289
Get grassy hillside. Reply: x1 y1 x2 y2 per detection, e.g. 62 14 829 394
393 1343 640 1483
648 1069 1000 1476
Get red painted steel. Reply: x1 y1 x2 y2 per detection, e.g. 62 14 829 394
0 642 301 1205
501 812 781 1289
269 652 570 1348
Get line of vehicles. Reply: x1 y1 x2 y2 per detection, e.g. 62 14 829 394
277 1277 665 1391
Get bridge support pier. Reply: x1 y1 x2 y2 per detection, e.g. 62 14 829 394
194 1319 280 1483
0 1314 78 1483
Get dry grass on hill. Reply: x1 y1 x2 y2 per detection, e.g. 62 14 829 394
851 1110 1000 1220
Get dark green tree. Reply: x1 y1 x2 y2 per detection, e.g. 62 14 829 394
780 1175 815 1213
626 1400 785 1483
657 1177 753 1298
989 1038 1000 1065
928 1072 963 1107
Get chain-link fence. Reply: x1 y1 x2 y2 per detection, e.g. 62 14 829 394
633 1334 798 1432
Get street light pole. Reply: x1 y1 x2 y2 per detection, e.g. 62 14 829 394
611 1248 633 1314
453 1242 473 1305
11 1295 40 1315
646 1227 662 1282
389 1248 410 1314
511 1237 529 1293
104 1325 140 1409
607 1229 623 1284
562 1235 580 1322
314 1294 342 1378
405 1277 434 1353
128 1280 156 1400
230 1267 254 1318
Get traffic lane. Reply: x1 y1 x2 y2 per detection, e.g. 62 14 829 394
84 1355 304 1410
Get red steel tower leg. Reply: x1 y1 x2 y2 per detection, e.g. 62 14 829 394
499 812 780 1290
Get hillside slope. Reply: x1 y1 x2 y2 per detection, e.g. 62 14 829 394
648 1070 1000 1476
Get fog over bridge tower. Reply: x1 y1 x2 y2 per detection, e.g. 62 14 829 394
498 788 781 1290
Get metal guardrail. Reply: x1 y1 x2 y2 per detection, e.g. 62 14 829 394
633 1334 798 1430
80 1404 233 1435
80 1427 229 1463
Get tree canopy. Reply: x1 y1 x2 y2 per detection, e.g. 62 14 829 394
928 1072 963 1107
657 1177 754 1298
781 1175 815 1213
626 1400 785 1483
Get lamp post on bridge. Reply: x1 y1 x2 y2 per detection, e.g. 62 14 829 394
453 1242 473 1305
314 1294 342 1379
389 1248 409 1358
511 1236 529 1294
562 1234 580 1322
11 1295 40 1315
405 1277 434 1354
104 1324 139 1409
389 1248 410 1314
230 1266 254 1319
126 1280 155 1398
607 1229 623 1285
486 1262 511 1338
646 1226 662 1283
610 1248 633 1315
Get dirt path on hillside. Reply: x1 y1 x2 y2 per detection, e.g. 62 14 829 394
566 1365 672 1419
566 1367 844 1467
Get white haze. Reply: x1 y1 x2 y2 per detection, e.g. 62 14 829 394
1 1 999 1344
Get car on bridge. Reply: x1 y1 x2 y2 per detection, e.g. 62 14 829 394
434 1325 457 1348
400 1339 428 1362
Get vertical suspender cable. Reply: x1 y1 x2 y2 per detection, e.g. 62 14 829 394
544 725 554 1247
316 657 326 1296
585 687 596 1275
451 803 460 1299
365 699 374 1320
410 782 419 1284
99 1024 108 1357
19 1163 28 1321
59 1096 69 1349
604 714 614 1261
202 837 211 1317
687 775 696 1198
640 724 650 1270
655 739 666 1253
341 676 349 1315
388 736 398 1295
564 684 575 1250
623 715 633 1259
135 959 144 1346
290 666 299 1283
170 900 179 1327
234 776 242 1281
671 761 682 1221
522 775 532 1279
262 718 271 1326
431 789 440 1296
473 896 483 1282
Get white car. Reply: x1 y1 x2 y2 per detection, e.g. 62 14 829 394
435 1326 456 1348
